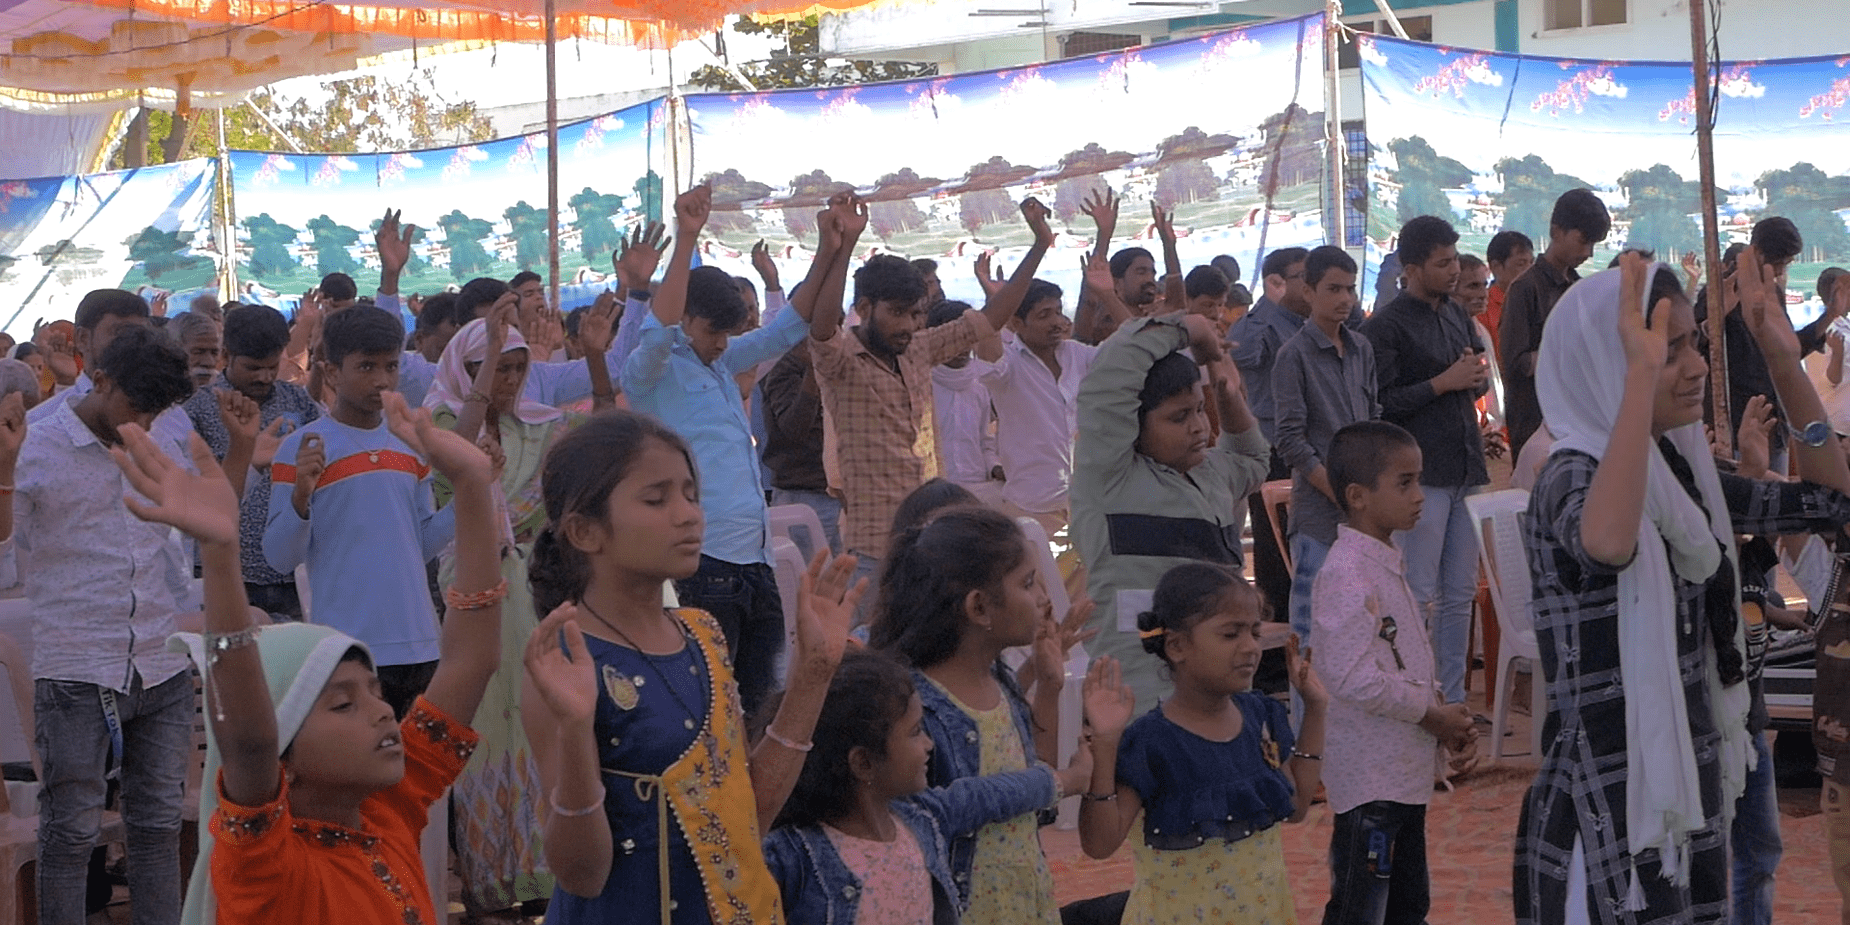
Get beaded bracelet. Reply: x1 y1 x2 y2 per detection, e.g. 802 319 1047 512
444 578 510 612
1291 749 1322 761
205 627 261 666
1082 791 1118 802
551 785 606 818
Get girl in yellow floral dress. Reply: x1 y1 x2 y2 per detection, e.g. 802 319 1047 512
1077 563 1327 925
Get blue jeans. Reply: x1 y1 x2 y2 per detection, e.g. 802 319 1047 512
36 671 193 925
769 488 844 560
1323 800 1431 925
1394 485 1478 704
1289 533 1332 726
1731 731 1782 925
847 549 881 629
674 555 785 718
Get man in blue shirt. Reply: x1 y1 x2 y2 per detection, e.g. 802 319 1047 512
622 186 856 714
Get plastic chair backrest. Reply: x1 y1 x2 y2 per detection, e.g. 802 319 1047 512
1014 517 1071 624
768 504 829 564
1259 480 1292 573
0 631 36 784
1465 489 1539 653
769 538 806 686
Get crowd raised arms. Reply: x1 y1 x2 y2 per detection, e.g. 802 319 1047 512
1 180 1847 925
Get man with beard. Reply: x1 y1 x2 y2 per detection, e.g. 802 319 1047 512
183 303 320 620
811 198 1055 614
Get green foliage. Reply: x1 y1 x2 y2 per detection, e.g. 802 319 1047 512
568 187 629 260
686 15 937 91
503 201 549 271
1757 162 1850 261
123 226 214 282
436 210 496 281
1388 136 1470 224
242 214 300 277
303 215 361 277
1616 164 1702 254
1494 155 1592 241
633 171 666 225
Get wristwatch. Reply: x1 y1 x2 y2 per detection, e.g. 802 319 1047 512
1790 419 1833 448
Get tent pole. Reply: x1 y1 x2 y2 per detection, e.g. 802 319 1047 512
1325 1 1346 251
218 108 240 301
1690 0 1729 454
545 0 562 319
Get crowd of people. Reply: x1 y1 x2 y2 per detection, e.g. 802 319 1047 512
3 178 1848 925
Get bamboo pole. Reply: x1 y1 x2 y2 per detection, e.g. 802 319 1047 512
1690 0 1729 454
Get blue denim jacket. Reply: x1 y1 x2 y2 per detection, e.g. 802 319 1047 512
912 664 1054 908
762 766 1058 925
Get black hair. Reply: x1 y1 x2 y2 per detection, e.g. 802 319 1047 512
1185 266 1229 300
1303 245 1359 289
1328 421 1420 514
926 300 973 329
74 289 151 332
1261 247 1310 282
320 303 405 366
1211 255 1242 286
93 324 193 414
1135 563 1261 667
733 275 758 298
685 266 751 332
868 506 1029 670
772 648 917 829
222 304 289 360
1458 253 1487 274
564 305 586 337
1648 264 1688 314
1487 230 1535 265
1820 267 1848 303
508 270 542 290
529 411 698 615
319 272 358 303
1137 351 1200 423
1751 216 1803 266
1396 216 1461 268
415 292 461 335
910 258 939 276
853 255 927 309
12 343 36 360
1550 189 1611 244
888 477 979 539
1228 283 1254 308
1016 280 1063 321
1109 247 1154 280
457 278 509 319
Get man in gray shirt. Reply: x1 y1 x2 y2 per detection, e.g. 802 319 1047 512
1272 246 1378 650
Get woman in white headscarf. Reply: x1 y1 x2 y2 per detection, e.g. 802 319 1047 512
1515 250 1850 924
424 292 619 919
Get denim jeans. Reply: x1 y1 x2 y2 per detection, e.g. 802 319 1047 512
35 671 193 925
1288 533 1332 726
1323 800 1431 925
847 549 881 629
769 488 844 560
674 555 785 717
1394 485 1478 704
1731 731 1782 925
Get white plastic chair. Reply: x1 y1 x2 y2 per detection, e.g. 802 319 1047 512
769 538 807 688
1013 517 1090 828
1464 489 1545 764
768 504 830 563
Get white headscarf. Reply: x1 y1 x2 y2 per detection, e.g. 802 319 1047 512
423 317 562 425
1536 263 1751 903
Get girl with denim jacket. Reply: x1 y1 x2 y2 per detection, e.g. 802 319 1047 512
764 649 1088 924
868 506 1076 925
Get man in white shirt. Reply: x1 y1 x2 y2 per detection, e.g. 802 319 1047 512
927 300 1003 505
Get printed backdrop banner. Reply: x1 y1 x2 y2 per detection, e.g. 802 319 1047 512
1360 34 1850 312
0 160 218 338
229 98 666 314
685 14 1330 307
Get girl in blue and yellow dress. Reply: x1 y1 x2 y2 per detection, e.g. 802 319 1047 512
1077 563 1327 925
516 410 862 925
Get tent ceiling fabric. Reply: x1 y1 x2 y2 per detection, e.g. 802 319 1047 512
0 0 912 107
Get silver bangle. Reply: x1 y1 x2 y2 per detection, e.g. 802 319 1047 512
763 726 813 752
550 785 606 818
205 628 260 666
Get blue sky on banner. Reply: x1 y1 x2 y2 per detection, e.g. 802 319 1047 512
684 14 1330 304
0 160 217 335
229 98 664 307
1359 33 1850 302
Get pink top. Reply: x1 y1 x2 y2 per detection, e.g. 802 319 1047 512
1311 525 1442 813
824 819 933 925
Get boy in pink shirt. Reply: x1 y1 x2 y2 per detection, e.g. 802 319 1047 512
1310 421 1477 925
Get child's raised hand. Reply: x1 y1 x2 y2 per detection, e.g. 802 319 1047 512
1082 656 1135 741
524 603 599 727
1285 635 1328 710
111 427 240 547
0 392 26 470
792 549 866 682
1057 731 1095 798
289 433 325 518
383 391 492 486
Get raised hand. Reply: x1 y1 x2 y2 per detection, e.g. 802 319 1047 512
1617 251 1670 374
1285 635 1327 709
1080 253 1115 295
579 290 621 354
792 549 866 682
289 433 325 519
485 293 517 358
974 252 1006 298
149 291 170 319
216 388 261 447
1735 394 1777 479
376 208 415 277
525 603 600 726
1736 245 1799 359
674 185 713 237
1082 656 1136 740
0 392 25 473
251 417 287 471
613 221 670 292
111 427 240 547
1150 201 1178 245
1680 250 1702 293
44 330 77 385
1080 185 1120 243
384 391 492 486
1021 197 1055 250
751 240 780 291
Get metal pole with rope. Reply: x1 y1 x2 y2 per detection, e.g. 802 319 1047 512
1690 0 1730 454
545 0 563 320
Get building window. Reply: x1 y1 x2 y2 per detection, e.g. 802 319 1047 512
1062 32 1141 59
1336 16 1433 69
1545 0 1627 30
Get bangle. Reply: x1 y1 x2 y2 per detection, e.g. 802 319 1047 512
444 578 509 611
205 627 261 665
550 785 606 818
763 725 813 752
1291 749 1322 761
464 391 492 405
1082 791 1118 802
0 484 14 496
